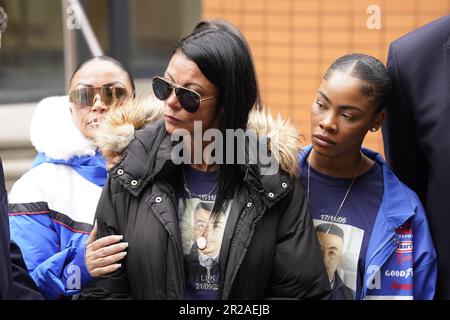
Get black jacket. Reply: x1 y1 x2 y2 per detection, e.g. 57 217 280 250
0 159 11 299
0 159 42 300
80 101 329 300
382 14 450 299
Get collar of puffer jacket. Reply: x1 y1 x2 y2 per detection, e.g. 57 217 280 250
96 96 302 197
30 96 97 160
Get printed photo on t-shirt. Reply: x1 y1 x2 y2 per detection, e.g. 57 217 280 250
179 198 232 300
313 220 364 300
180 198 231 256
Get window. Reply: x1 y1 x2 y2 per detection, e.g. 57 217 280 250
0 0 201 104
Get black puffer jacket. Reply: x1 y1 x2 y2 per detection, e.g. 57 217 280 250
80 100 329 300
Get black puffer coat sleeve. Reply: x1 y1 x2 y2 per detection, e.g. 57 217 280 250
267 180 330 299
79 177 133 300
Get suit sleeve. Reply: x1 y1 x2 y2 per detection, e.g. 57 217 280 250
0 160 13 299
267 180 330 299
411 196 437 299
382 43 429 203
79 177 133 300
1 160 42 300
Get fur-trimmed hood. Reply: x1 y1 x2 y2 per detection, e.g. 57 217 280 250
30 96 97 160
96 96 302 177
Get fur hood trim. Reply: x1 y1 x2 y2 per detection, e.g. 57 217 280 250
30 96 96 160
246 108 301 177
94 96 164 161
96 97 301 177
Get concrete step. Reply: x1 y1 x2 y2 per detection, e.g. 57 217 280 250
0 102 36 192
0 143 36 182
0 103 35 148
0 147 36 160
1 149 36 193
2 158 34 192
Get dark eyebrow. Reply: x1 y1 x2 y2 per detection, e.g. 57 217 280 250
165 71 206 92
74 81 125 88
74 83 94 88
339 105 363 112
318 91 331 104
318 91 362 112
103 81 126 87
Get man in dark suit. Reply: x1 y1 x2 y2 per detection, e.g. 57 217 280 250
382 14 450 299
1 6 42 299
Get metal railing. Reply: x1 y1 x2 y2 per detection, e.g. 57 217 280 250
61 0 104 90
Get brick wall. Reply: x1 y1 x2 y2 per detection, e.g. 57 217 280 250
203 0 450 153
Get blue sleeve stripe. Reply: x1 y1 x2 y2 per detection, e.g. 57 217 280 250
9 201 93 233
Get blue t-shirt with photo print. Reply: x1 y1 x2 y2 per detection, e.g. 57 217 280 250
178 165 231 300
300 160 383 299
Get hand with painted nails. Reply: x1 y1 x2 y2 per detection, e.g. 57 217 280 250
85 222 128 277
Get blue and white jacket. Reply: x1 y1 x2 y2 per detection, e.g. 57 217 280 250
8 96 107 299
300 146 437 300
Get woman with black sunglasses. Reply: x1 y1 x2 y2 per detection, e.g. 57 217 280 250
80 24 329 300
8 56 133 299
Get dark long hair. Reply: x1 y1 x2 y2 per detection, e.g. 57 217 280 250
174 28 258 215
69 56 136 97
324 53 391 113
192 19 262 110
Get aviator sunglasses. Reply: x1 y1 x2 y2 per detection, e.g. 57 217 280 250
152 76 216 113
69 86 129 107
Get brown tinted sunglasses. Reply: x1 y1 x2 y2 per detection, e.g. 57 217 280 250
69 86 129 107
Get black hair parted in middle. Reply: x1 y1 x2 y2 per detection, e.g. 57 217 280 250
323 53 391 113
174 28 258 215
69 55 136 97
192 19 263 109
